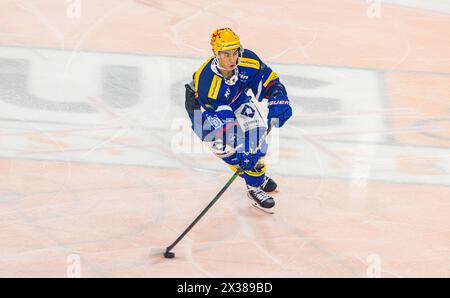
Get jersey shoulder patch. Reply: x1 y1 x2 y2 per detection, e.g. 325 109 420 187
238 49 261 70
195 59 223 102
207 75 222 100
194 56 214 93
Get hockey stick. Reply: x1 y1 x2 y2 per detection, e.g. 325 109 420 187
163 124 274 259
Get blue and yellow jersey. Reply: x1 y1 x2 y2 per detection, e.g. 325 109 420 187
193 49 282 119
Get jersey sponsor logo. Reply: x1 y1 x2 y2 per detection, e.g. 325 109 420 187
239 72 249 80
241 104 256 118
225 88 231 98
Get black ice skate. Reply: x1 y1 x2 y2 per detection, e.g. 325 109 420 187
261 176 277 193
247 186 275 214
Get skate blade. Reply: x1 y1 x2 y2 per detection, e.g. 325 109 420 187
248 200 275 214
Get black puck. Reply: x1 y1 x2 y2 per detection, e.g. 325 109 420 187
164 251 175 259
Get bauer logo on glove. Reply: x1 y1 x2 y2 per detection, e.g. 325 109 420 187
267 97 292 128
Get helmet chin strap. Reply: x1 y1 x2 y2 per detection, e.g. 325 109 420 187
213 56 228 71
212 57 239 85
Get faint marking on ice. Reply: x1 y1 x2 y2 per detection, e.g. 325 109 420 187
237 211 282 266
184 239 213 277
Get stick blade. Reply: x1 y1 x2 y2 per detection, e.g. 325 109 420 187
148 247 166 258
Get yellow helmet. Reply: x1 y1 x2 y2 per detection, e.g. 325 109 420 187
210 28 242 56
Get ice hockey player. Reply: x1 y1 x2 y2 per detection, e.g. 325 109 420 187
184 28 292 213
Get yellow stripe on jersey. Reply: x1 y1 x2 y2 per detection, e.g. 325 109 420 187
194 56 214 92
208 75 222 100
238 57 260 70
263 70 279 88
